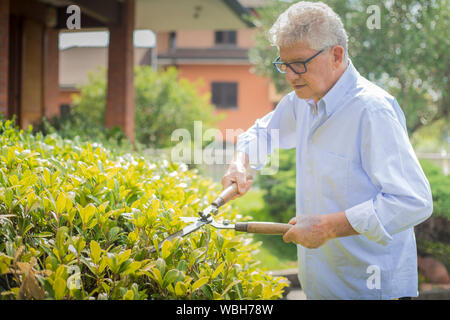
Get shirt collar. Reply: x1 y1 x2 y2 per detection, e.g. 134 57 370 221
319 59 359 117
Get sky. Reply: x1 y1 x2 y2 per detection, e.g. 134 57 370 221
59 30 156 50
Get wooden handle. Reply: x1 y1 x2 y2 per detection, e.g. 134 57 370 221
212 173 253 209
235 222 293 235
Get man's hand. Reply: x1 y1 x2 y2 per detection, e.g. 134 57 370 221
282 215 334 248
282 212 359 248
222 152 253 200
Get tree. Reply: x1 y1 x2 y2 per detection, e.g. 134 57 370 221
248 0 449 135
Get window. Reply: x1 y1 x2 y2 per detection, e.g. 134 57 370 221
169 31 176 49
214 31 237 46
60 104 71 117
211 82 238 109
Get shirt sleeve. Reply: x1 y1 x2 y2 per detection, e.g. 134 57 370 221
236 93 297 170
345 106 433 246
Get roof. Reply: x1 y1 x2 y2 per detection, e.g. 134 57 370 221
135 0 254 31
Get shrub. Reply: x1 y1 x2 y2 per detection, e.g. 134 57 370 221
0 120 287 300
419 159 450 220
257 149 296 224
415 160 450 269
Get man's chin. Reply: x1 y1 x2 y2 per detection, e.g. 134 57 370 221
293 89 311 100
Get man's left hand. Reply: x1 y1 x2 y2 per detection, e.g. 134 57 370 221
283 214 334 248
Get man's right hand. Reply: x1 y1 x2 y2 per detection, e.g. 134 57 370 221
222 152 253 200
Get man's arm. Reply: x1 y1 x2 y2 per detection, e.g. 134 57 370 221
344 107 433 245
222 93 298 197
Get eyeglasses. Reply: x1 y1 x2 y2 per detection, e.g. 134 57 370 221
273 49 325 75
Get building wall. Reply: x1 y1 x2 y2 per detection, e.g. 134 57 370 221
156 28 271 142
60 47 150 88
177 64 272 142
157 29 256 50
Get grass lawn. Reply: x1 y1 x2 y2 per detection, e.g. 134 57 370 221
231 188 297 271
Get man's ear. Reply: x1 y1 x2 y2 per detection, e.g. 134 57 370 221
332 45 345 67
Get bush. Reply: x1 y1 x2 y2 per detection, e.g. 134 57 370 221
0 119 287 300
415 160 450 269
36 66 219 150
257 149 296 224
34 115 136 156
419 159 450 220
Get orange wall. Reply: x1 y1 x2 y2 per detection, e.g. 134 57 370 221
156 29 256 51
177 64 272 142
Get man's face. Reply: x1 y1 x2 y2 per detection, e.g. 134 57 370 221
279 43 338 102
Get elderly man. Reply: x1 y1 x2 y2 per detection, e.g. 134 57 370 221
222 1 433 299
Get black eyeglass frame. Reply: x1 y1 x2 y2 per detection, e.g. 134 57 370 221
272 49 325 75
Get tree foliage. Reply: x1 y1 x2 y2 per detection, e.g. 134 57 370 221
248 0 449 134
57 66 218 149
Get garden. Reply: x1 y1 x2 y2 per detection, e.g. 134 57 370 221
1 0 448 300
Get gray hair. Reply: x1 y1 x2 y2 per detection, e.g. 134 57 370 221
268 1 348 62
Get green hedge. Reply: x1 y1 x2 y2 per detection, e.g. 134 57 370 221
257 149 296 224
419 159 450 220
0 120 287 300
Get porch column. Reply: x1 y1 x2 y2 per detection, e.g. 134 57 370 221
106 0 135 143
43 26 60 119
0 0 9 117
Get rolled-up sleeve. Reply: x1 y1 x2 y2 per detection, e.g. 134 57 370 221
345 106 433 246
236 93 297 170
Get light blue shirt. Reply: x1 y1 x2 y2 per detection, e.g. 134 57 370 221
236 60 433 299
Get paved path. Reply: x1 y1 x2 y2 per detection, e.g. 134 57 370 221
286 289 307 300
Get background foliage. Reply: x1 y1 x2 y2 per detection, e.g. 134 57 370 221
36 66 218 150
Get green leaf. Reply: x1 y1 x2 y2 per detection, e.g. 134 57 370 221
163 269 184 287
56 193 66 214
200 284 213 299
191 277 209 292
89 240 101 265
175 282 186 297
211 262 225 280
53 277 66 300
155 258 166 276
150 267 163 286
161 240 172 260
123 289 134 300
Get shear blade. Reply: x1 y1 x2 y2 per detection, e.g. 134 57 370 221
149 219 209 253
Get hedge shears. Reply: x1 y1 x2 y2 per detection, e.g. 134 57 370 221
149 178 292 253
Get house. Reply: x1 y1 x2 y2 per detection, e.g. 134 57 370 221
157 27 277 143
155 0 281 142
